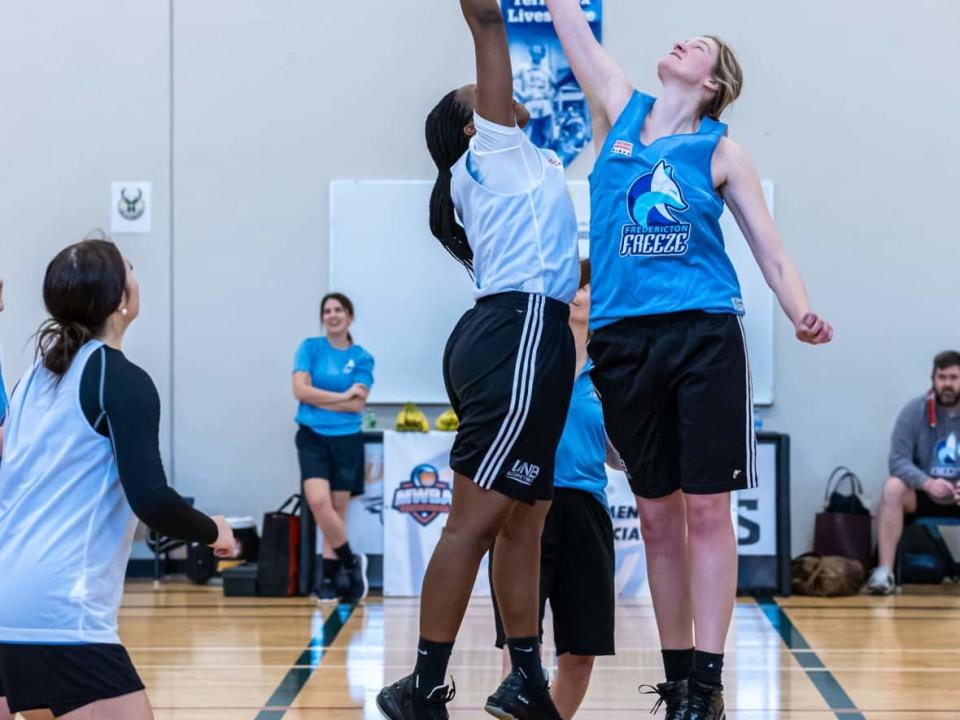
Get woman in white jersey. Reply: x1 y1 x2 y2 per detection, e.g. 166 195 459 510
546 3 832 719
377 2 579 719
0 240 235 720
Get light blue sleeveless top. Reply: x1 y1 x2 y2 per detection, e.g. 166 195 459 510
589 91 744 330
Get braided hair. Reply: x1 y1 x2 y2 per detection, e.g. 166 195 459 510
425 89 474 275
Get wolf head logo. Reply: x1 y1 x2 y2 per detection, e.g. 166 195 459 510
937 433 958 467
627 160 689 227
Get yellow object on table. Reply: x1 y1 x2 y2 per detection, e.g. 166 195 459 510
395 402 429 432
435 408 459 432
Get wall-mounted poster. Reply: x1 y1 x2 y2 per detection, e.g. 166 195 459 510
502 0 602 166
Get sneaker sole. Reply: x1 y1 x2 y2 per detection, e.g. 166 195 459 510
483 703 520 720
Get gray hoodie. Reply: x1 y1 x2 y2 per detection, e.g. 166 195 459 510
889 396 960 500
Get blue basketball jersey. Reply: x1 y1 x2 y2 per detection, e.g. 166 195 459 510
588 91 744 330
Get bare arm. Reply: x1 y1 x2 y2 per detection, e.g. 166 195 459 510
605 436 623 471
544 0 633 124
293 373 369 414
327 383 369 414
717 138 832 345
293 372 347 407
327 396 367 414
461 0 515 126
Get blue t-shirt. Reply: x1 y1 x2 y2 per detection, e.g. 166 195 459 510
293 337 374 436
588 91 744 330
554 360 608 507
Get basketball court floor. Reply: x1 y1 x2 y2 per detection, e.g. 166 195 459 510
105 581 959 720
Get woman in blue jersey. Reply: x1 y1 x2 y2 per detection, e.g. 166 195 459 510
0 240 235 720
490 261 620 720
546 3 832 719
377 2 579 719
292 292 374 604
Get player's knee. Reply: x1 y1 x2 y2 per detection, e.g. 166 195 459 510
639 503 684 546
685 494 732 536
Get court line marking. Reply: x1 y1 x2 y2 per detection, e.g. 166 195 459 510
253 602 355 720
756 596 865 720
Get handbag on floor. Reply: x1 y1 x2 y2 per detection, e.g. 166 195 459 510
257 495 302 596
791 553 865 596
813 466 873 570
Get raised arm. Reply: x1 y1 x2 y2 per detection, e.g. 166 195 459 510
461 0 515 126
544 0 633 124
717 138 833 345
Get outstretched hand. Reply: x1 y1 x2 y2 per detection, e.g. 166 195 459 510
795 312 833 345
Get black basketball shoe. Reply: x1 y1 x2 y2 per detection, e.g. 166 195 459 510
342 553 369 603
640 678 689 719
312 576 338 603
376 674 455 720
484 668 562 720
683 680 725 720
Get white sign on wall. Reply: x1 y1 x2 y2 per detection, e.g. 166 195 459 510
382 431 490 597
605 468 649 598
110 181 152 234
735 442 779 556
373 433 782 596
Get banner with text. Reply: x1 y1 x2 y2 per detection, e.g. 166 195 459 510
502 0 602 166
383 431 491 596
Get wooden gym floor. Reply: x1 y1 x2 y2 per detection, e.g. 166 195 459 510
58 580 960 719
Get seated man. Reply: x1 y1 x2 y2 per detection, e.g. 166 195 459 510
869 350 960 594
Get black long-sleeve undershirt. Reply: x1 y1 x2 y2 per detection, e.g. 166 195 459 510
80 346 218 545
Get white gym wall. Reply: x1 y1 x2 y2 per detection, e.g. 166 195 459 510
1 0 957 555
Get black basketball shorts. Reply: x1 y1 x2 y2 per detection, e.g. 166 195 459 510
491 488 616 656
0 642 145 717
295 426 365 496
588 311 758 499
443 292 576 504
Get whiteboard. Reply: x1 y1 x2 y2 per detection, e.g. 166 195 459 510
330 179 775 405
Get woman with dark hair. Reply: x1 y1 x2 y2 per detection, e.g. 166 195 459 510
292 292 374 603
377 1 579 718
546 3 833 718
0 239 235 720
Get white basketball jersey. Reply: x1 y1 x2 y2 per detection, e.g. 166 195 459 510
451 136 579 303
0 341 137 644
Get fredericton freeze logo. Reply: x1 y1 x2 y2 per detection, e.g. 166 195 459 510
619 160 692 257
